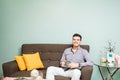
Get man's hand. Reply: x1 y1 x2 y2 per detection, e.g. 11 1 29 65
67 63 79 68
60 61 66 67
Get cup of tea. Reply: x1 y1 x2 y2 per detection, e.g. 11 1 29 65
100 57 107 63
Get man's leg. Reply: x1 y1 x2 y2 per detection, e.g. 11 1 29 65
46 66 66 80
65 69 81 80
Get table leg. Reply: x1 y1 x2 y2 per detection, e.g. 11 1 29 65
98 66 105 80
111 68 119 77
106 68 113 80
106 67 119 80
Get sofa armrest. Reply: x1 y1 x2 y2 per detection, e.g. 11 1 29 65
81 66 93 80
2 60 19 77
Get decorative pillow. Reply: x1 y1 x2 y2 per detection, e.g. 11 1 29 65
15 56 26 71
23 52 44 71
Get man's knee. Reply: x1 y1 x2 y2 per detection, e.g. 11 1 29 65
73 69 81 76
47 66 55 72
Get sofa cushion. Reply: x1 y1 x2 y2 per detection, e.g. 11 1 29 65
15 56 26 71
23 52 44 71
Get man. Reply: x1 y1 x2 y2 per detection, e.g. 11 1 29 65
46 33 93 80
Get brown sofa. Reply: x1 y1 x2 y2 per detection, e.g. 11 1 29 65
2 44 93 80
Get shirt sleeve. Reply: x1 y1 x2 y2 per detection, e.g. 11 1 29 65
60 50 66 62
80 50 93 67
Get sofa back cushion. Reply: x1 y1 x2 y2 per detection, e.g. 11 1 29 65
21 44 89 69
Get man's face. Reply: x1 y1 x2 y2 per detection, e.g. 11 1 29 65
72 36 81 47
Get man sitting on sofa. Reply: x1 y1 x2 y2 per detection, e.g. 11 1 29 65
46 33 93 80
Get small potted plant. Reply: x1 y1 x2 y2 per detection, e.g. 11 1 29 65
105 41 116 66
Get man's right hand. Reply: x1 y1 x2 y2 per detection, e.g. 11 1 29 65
60 61 66 67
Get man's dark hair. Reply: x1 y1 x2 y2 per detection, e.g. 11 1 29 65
73 33 82 40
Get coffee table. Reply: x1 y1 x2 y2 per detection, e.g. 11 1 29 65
94 62 120 80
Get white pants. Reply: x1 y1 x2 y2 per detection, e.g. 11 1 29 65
46 66 81 80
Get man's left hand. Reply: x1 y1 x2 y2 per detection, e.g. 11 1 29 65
67 63 79 68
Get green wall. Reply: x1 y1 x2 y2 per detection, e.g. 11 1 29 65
0 0 120 79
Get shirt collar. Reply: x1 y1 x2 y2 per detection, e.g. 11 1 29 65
70 46 81 52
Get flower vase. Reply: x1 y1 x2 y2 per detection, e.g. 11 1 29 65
107 51 115 66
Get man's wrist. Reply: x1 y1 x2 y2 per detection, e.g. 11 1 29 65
79 63 81 67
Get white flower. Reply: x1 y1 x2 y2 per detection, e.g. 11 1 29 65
105 41 115 52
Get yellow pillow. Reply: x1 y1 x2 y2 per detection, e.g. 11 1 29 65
15 56 26 71
23 52 44 71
